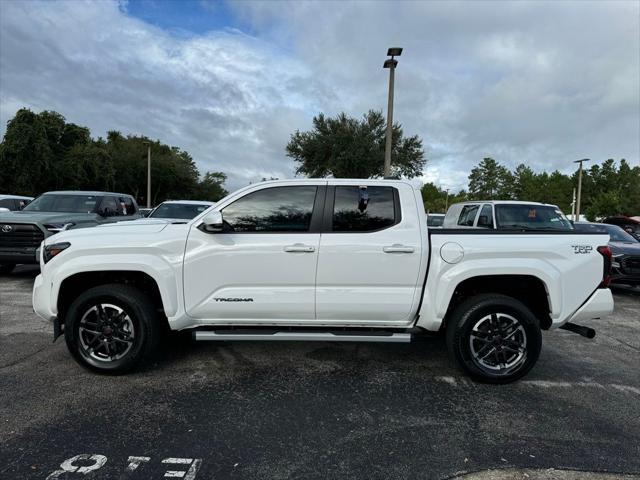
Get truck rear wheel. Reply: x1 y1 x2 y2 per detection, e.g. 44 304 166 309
64 284 159 374
446 294 542 384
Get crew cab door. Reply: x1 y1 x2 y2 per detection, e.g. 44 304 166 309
315 182 425 324
183 183 325 321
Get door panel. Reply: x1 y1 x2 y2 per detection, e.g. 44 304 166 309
183 184 324 321
315 184 424 323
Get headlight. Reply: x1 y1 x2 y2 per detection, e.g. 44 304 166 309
43 242 71 263
43 223 75 233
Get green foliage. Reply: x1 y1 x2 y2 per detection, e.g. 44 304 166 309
421 182 467 213
468 158 513 200
0 108 228 206
460 156 639 219
286 110 426 179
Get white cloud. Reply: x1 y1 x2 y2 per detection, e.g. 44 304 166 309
1 0 638 193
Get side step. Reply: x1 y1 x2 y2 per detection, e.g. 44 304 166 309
193 330 412 343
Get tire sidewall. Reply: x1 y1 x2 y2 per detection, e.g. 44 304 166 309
448 295 542 384
64 286 153 374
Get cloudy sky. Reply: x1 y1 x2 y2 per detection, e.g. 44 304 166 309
1 0 638 191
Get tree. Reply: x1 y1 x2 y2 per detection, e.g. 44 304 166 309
420 182 467 213
286 110 425 179
468 158 513 199
197 172 228 201
0 108 229 206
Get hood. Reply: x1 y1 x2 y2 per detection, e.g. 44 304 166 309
47 221 169 245
111 218 190 226
610 241 640 255
0 210 98 224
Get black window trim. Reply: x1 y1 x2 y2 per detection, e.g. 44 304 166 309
322 185 402 234
211 185 326 234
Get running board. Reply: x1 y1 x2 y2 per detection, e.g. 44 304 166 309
193 331 412 343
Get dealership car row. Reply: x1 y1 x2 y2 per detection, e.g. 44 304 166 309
1 186 638 284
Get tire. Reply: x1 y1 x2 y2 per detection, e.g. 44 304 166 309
0 264 16 274
64 284 160 374
446 293 542 384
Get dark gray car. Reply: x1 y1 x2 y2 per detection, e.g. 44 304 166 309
0 191 140 273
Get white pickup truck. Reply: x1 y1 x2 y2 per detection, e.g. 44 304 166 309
33 179 614 383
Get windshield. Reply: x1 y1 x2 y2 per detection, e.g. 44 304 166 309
150 203 212 219
427 215 445 227
575 223 639 242
495 204 573 230
22 194 100 213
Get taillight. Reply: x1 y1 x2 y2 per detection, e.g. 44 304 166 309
597 245 612 288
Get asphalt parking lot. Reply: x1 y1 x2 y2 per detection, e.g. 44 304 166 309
1 266 639 480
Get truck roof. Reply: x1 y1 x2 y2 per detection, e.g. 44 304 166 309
452 200 558 207
0 194 34 200
41 190 134 197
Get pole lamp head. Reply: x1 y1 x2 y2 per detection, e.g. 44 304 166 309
383 58 398 69
574 158 590 164
387 47 403 57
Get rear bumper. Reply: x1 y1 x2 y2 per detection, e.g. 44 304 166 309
557 288 614 327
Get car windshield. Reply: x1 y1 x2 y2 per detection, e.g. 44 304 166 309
427 215 445 227
575 223 639 242
22 194 99 213
495 204 573 230
150 203 211 219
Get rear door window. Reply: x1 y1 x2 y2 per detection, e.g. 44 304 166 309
477 204 494 228
457 205 479 226
332 186 398 232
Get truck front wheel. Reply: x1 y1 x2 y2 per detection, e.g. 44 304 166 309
446 294 542 384
64 284 160 374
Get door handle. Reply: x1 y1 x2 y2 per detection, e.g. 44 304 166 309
383 244 415 254
284 244 315 253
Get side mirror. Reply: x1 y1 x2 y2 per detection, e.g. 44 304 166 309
201 211 224 233
0 207 9 213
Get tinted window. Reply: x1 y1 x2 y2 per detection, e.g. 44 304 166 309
119 197 137 216
495 205 573 230
457 205 479 226
99 196 120 215
427 215 445 227
151 203 212 220
477 204 494 228
0 199 14 209
332 186 396 232
23 194 99 213
222 186 317 232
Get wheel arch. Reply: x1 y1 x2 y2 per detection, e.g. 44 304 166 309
442 274 552 330
57 271 169 326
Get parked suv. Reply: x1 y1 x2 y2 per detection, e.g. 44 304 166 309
444 200 573 230
0 194 33 212
0 191 140 273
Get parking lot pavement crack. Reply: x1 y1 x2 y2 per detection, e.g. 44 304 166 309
597 332 640 352
0 345 49 369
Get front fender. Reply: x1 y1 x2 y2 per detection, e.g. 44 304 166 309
48 254 181 318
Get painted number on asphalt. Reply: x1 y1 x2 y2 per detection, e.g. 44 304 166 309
46 455 202 479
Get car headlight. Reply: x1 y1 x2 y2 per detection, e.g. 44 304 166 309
43 242 71 263
43 223 75 233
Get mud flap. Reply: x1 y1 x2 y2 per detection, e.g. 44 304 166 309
53 317 63 342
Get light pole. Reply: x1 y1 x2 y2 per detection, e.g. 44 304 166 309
574 158 590 220
445 188 450 211
383 47 402 178
143 141 151 208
